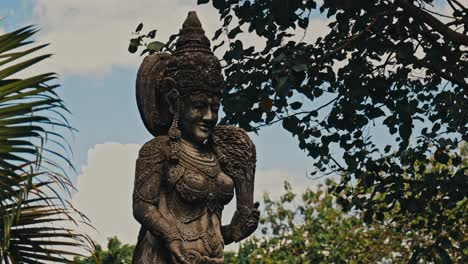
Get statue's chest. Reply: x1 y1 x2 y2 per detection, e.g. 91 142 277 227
166 153 234 223
176 165 217 203
170 160 234 203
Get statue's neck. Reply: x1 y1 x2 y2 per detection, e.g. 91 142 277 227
179 138 215 164
180 138 211 152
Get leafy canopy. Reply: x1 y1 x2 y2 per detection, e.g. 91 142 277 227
195 0 467 262
229 180 415 263
74 237 135 264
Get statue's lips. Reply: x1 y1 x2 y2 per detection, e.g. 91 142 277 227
197 123 212 133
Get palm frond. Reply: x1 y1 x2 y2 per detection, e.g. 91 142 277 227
0 26 93 263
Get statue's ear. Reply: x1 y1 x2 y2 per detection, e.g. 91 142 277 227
161 78 179 114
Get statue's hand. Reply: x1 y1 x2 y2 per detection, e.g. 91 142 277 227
167 240 190 264
246 202 260 234
229 202 260 242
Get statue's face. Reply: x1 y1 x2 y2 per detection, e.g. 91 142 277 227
180 92 220 145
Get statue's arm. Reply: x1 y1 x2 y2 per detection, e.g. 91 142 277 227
221 225 235 245
133 171 179 243
132 138 180 243
213 126 259 244
221 203 260 245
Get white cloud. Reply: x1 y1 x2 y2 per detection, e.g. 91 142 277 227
73 143 141 246
73 142 314 248
254 169 311 199
30 0 221 77
29 0 330 78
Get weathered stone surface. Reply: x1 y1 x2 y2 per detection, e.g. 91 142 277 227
133 11 259 264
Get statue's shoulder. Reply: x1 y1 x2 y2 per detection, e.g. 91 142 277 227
134 136 169 202
212 125 255 149
212 125 256 179
138 135 170 162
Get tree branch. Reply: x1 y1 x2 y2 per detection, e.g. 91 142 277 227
446 0 458 12
416 59 468 89
447 0 467 10
254 96 340 128
317 18 376 62
413 31 468 88
397 0 468 46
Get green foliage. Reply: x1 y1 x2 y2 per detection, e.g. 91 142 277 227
75 237 135 264
224 251 238 263
229 180 414 263
128 23 177 55
194 0 467 262
0 26 92 262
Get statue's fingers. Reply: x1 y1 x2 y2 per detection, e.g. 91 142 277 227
247 220 258 229
175 253 190 264
168 245 189 264
170 255 180 264
250 209 260 219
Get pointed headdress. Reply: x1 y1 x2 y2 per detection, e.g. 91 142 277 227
136 11 224 137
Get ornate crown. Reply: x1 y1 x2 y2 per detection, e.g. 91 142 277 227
136 11 224 137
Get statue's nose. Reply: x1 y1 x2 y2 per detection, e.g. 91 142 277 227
202 107 215 121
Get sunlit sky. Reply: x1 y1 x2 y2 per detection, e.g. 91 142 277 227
1 0 457 249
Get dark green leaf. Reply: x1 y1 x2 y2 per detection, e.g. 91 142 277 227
147 29 157 39
213 40 225 52
399 123 412 142
298 17 309 29
128 38 140 53
147 41 165 52
292 63 308 72
228 26 242 39
213 28 223 40
434 150 449 164
135 22 143 33
290 102 302 110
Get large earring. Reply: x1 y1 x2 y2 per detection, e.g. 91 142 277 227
168 97 181 162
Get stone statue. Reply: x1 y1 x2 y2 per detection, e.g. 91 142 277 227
132 11 259 264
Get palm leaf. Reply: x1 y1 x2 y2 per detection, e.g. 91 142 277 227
0 26 93 263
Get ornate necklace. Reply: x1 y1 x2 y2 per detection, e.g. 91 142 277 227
178 140 219 178
179 140 216 163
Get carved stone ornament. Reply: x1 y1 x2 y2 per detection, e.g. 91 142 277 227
132 11 258 264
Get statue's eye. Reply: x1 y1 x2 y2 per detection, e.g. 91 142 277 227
211 103 220 112
192 102 205 109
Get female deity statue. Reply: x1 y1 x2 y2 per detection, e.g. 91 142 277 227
132 12 259 264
